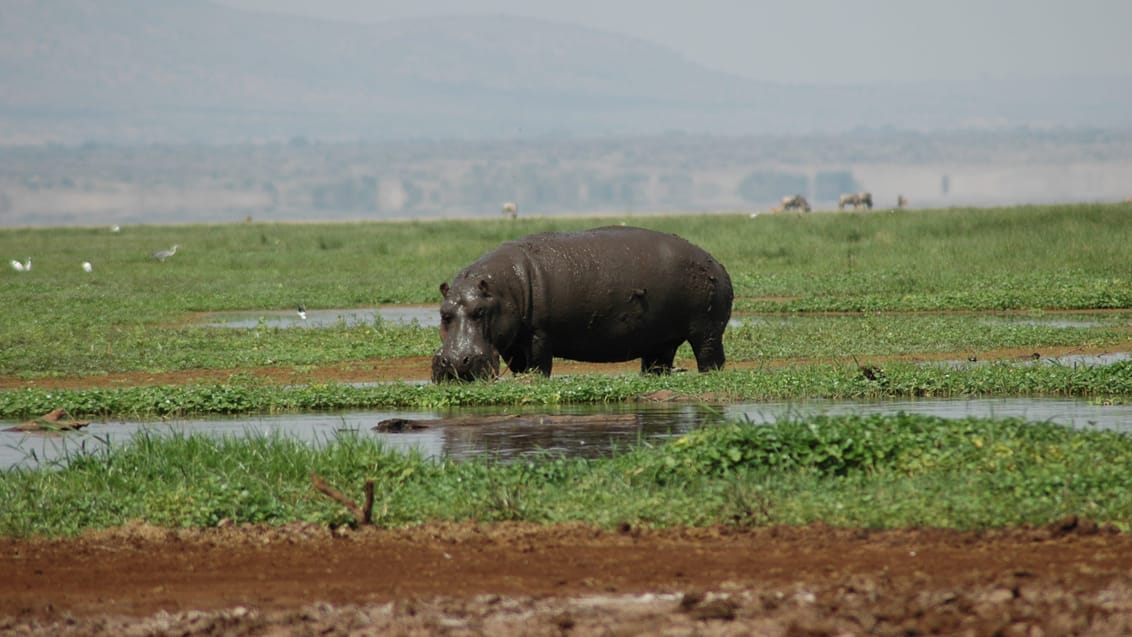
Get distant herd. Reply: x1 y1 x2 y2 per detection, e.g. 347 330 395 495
769 192 907 215
497 192 911 219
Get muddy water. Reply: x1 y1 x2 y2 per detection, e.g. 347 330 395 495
3 398 1130 471
205 308 1132 332
203 306 438 329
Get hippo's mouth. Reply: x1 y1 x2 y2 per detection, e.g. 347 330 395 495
430 349 501 383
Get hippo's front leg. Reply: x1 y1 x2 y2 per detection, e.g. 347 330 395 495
502 348 530 374
530 332 554 376
640 341 680 374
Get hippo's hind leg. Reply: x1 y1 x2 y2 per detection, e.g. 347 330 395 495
689 322 727 372
640 341 680 375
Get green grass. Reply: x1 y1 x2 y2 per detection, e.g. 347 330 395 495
1 203 1131 386
1 359 1129 418
3 413 1131 536
4 204 1132 536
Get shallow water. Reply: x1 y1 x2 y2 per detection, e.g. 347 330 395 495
977 314 1132 329
939 351 1132 368
205 307 1132 348
3 397 1129 471
203 305 438 329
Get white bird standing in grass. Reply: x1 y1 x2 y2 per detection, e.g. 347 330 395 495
297 304 308 320
10 259 24 272
82 261 93 273
23 257 30 271
152 244 180 262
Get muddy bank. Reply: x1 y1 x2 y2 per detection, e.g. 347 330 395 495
2 520 1131 636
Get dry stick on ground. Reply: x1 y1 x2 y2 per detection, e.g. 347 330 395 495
310 472 375 525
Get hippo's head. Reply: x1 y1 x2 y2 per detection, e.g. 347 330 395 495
431 278 505 382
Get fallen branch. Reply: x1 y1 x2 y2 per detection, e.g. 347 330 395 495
310 472 375 525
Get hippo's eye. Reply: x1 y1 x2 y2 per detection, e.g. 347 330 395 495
471 307 485 320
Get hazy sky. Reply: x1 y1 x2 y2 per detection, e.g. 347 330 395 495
215 0 1132 84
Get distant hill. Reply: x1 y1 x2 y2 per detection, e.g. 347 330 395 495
2 0 1130 143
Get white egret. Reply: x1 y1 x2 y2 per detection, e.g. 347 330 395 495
10 259 24 272
82 261 93 273
23 257 31 271
152 244 180 262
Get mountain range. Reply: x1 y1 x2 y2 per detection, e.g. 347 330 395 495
2 0 1130 144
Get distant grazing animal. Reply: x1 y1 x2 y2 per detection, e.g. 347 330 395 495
432 226 733 381
781 194 811 213
897 195 908 209
838 192 873 211
501 201 518 219
152 244 180 262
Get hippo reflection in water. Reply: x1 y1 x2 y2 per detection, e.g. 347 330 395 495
432 226 733 382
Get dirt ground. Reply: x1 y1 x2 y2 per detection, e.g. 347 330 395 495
2 519 1131 636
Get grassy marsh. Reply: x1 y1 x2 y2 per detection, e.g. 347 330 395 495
3 203 1132 535
1 203 1130 390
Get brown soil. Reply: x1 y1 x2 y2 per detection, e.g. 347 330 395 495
2 519 1131 636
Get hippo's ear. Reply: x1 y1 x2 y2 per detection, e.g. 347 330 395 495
477 279 492 297
439 282 449 298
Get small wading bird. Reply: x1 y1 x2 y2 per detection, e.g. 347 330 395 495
297 304 307 320
82 261 93 273
152 244 180 262
10 259 24 272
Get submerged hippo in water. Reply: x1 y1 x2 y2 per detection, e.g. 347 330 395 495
431 226 733 382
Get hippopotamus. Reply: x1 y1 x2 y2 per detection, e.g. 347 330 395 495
431 226 733 382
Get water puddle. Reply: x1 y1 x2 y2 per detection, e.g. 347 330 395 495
939 351 1132 368
977 314 1132 329
3 398 1129 471
201 308 1132 336
723 398 1132 430
202 305 438 329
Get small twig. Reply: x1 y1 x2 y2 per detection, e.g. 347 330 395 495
363 480 374 525
310 472 375 525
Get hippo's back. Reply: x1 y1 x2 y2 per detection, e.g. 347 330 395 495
516 226 720 285
515 226 732 362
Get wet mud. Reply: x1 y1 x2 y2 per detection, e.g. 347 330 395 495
2 519 1131 636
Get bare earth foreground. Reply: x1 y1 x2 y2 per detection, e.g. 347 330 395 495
3 519 1132 636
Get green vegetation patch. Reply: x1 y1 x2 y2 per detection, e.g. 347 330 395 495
3 413 1131 536
2 359 1130 420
